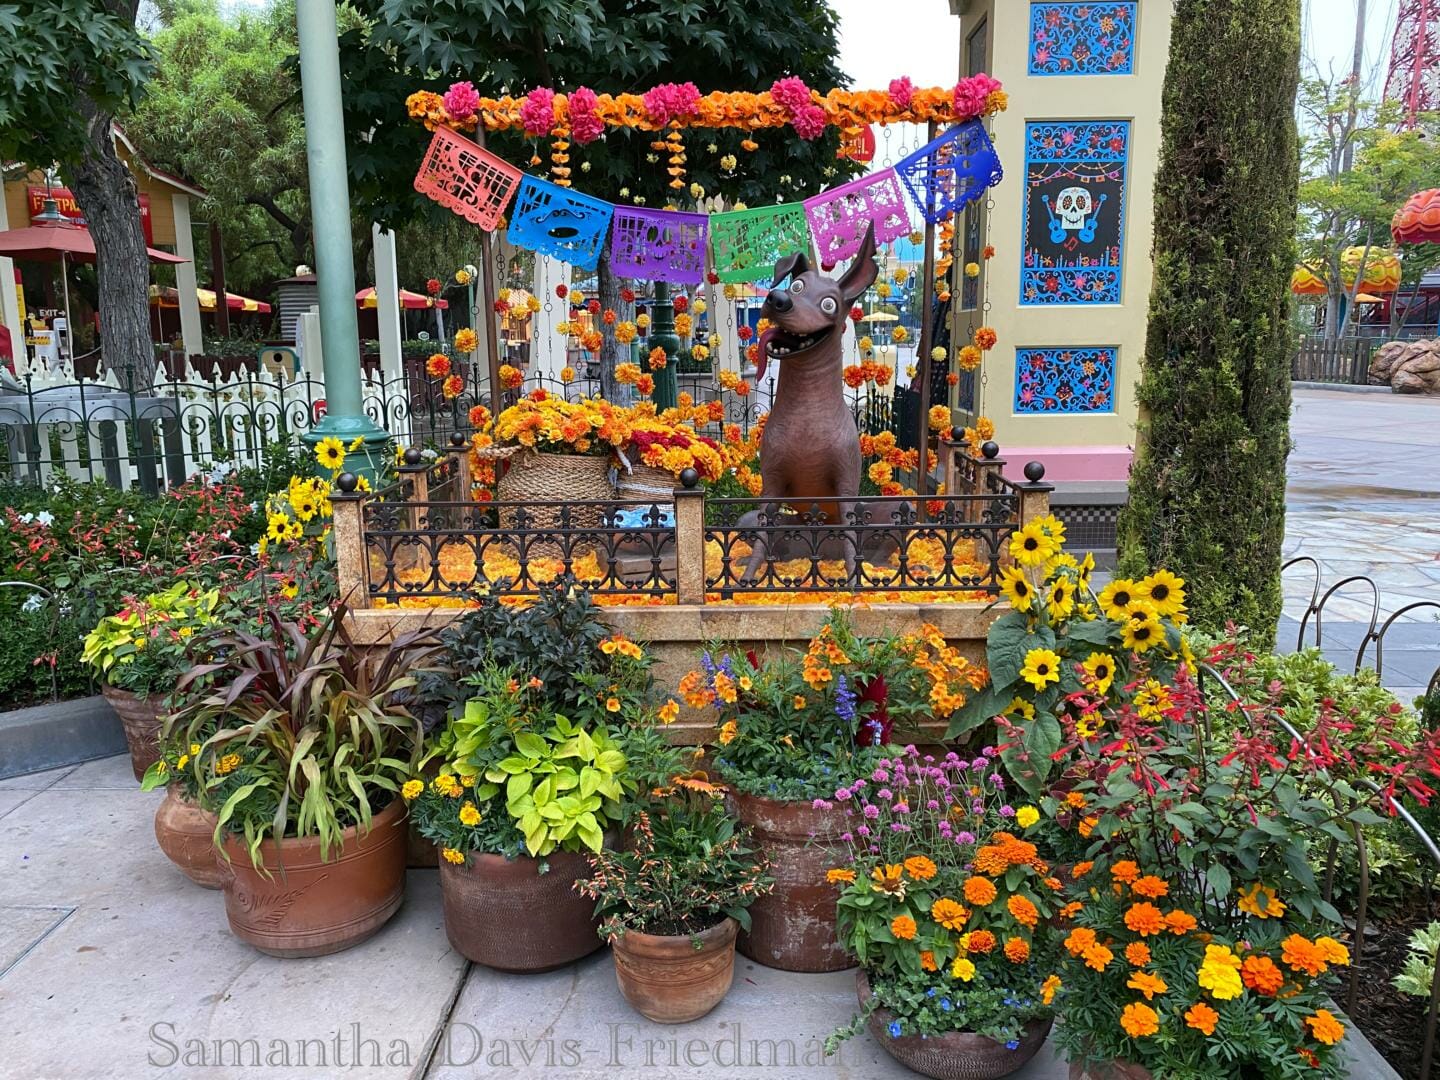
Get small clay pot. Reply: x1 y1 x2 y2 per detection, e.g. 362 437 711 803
731 791 852 972
1067 1059 1153 1080
101 683 164 782
859 971 1054 1079
153 785 228 889
220 797 408 958
611 917 738 1023
439 847 602 972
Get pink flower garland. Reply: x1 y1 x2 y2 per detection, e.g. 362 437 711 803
442 80 480 124
887 76 914 110
520 87 556 137
641 81 701 126
568 86 604 144
770 76 826 141
953 73 1002 119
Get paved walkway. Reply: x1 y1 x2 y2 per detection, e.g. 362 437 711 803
0 754 1401 1079
1280 388 1440 701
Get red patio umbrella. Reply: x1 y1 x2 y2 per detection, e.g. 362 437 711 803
355 286 449 309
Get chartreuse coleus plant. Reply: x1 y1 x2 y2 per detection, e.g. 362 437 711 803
408 664 635 864
947 516 1191 797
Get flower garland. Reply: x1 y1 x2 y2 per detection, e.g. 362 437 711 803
407 75 1007 141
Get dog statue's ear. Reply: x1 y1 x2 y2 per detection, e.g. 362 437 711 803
837 222 879 306
770 250 811 288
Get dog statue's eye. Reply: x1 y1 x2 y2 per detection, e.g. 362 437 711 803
820 297 837 314
789 279 805 294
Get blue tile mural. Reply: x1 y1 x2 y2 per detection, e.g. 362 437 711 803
1028 3 1137 76
1014 347 1117 414
1020 120 1129 306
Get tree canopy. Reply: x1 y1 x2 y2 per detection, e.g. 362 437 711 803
338 0 859 227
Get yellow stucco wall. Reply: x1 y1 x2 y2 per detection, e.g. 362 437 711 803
954 0 1173 457
4 152 183 249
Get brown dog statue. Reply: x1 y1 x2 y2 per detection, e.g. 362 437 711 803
741 222 879 581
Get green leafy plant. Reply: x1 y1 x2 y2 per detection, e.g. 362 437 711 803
1394 922 1440 999
164 608 444 867
80 581 220 696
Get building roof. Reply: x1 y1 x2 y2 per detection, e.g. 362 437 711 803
110 125 207 199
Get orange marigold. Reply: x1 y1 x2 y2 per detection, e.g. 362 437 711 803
1281 934 1329 977
1083 943 1114 971
891 915 917 940
1078 815 1099 837
1059 901 1084 920
1132 875 1169 899
1065 927 1097 957
1008 894 1040 929
1164 910 1198 935
1120 1002 1159 1039
973 326 998 351
1241 954 1285 996
963 877 998 907
1305 1009 1345 1046
1185 1001 1219 1037
1124 902 1167 938
965 930 997 954
426 353 452 377
920 950 938 972
1110 860 1141 884
1125 942 1152 967
904 855 938 881
1004 937 1030 963
1072 861 1095 879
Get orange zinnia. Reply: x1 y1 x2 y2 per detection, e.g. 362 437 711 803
904 855 938 881
1124 902 1167 937
1008 894 1040 929
965 930 997 953
963 876 998 906
891 915 917 940
826 868 857 885
1125 942 1152 967
931 897 969 931
920 950 938 972
1241 954 1285 996
1185 1001 1219 1036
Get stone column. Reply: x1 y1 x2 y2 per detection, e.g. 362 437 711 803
371 223 404 383
170 194 203 357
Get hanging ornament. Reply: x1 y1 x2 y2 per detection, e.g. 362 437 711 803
550 137 572 187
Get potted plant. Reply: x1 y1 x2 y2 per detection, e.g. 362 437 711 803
684 611 982 972
574 728 773 1022
823 744 1060 1079
408 664 636 972
139 727 228 889
81 581 220 780
166 609 443 957
1043 632 1362 1078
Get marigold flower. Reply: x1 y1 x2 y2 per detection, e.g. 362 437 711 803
1125 942 1152 967
965 930 996 954
963 876 998 907
1041 974 1062 1005
1083 943 1114 972
1016 805 1040 829
826 868 857 884
1132 875 1169 899
1110 860 1141 883
920 950 938 972
1197 944 1244 1000
458 801 481 826
1237 883 1287 920
1185 1001 1219 1036
1164 910 1198 935
401 779 424 801
1305 1009 1345 1046
1003 937 1030 963
425 353 451 378
1127 971 1167 1001
1072 861 1095 879
890 915 917 940
1281 934 1329 977
973 326 997 350
441 848 466 865
951 956 976 982
1065 927 1097 957
1241 954 1285 995
1008 893 1040 929
1316 936 1350 966
1119 1002 1159 1039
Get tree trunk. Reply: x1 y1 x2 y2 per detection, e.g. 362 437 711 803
1115 0 1301 645
67 99 154 386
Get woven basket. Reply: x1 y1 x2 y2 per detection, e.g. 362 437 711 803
617 458 678 507
494 449 615 534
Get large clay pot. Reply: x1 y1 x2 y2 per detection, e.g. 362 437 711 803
439 847 602 972
1067 1060 1153 1080
153 785 228 889
611 917 738 1023
101 683 164 782
220 797 408 958
859 971 1054 1079
731 791 852 972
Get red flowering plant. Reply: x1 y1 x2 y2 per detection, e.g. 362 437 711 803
824 746 1061 1051
1045 657 1373 1077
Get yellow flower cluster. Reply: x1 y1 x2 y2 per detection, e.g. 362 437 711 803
491 396 632 455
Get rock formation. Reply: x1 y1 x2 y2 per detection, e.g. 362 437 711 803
1368 338 1440 394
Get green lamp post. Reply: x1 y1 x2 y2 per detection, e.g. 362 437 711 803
646 281 679 411
294 0 390 479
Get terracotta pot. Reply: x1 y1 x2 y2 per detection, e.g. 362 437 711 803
220 797 408 958
153 785 228 889
1067 1059 1153 1080
439 847 602 972
612 917 738 1023
731 791 852 972
406 820 439 868
859 971 1054 1079
101 683 164 782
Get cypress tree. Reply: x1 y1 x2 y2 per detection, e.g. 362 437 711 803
1116 0 1301 644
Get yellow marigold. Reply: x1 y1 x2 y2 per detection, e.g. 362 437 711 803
560 365 577 382
931 897 969 931
1041 975 1062 1005
904 855 937 881
951 956 976 982
453 327 478 352
441 847 466 865
458 801 481 826
1119 1002 1159 1039
1305 1009 1345 1046
1316 936 1350 966
963 876 998 907
1016 805 1040 829
1197 944 1244 1000
892 325 908 343
401 779 424 801
890 915 917 940
717 719 738 745
826 867 857 884
928 404 951 432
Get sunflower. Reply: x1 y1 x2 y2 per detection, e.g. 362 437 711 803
1122 607 1164 653
999 566 1035 611
1005 696 1036 722
1097 578 1141 621
1019 647 1062 691
1080 652 1116 695
1136 568 1186 618
1009 521 1056 566
1046 579 1076 621
314 436 346 471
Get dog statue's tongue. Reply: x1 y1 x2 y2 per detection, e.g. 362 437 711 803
754 327 775 385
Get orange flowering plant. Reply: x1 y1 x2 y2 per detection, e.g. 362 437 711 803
1047 658 1373 1076
824 746 1060 1049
